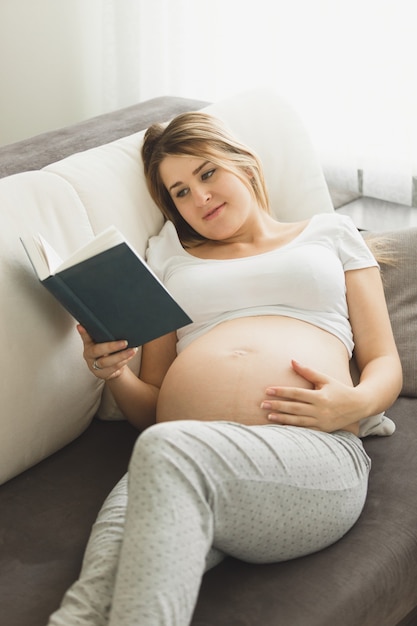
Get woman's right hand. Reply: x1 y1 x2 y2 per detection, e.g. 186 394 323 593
77 324 138 381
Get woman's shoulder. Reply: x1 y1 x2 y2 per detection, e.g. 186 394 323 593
307 212 378 267
307 211 355 232
293 212 358 244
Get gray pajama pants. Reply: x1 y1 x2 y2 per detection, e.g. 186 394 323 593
48 420 371 626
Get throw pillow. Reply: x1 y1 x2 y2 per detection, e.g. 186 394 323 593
364 227 417 398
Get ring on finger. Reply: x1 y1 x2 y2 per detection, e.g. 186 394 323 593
92 359 102 371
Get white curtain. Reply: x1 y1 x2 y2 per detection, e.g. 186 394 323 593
101 0 417 205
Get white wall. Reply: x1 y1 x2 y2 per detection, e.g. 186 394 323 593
0 0 105 147
1 0 416 200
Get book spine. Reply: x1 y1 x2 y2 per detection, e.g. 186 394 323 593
43 275 116 343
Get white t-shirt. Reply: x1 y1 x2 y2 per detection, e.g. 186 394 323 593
146 212 395 437
146 213 378 357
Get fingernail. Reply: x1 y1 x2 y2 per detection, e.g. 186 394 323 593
261 401 272 409
267 414 279 421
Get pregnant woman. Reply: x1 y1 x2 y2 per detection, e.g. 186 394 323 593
51 111 402 626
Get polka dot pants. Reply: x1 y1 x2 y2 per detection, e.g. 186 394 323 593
48 421 371 626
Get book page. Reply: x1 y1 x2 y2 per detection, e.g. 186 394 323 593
57 226 125 271
20 234 54 281
22 226 132 279
38 235 64 275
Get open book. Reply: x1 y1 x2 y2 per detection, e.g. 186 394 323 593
21 226 192 347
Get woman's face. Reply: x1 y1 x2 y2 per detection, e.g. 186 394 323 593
159 155 258 242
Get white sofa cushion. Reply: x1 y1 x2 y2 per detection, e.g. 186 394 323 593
204 88 334 221
0 172 104 483
44 132 165 257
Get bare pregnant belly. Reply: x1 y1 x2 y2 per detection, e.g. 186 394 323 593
156 316 354 431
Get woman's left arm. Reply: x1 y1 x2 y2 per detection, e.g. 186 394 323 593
263 266 402 431
343 265 402 416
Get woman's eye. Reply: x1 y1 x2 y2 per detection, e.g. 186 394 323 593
176 187 188 198
202 168 215 181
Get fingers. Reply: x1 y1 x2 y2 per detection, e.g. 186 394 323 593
290 359 329 386
261 393 323 429
266 413 320 429
76 325 137 380
260 361 324 427
77 325 126 352
260 359 330 420
260 361 357 432
261 396 316 424
91 348 138 380
265 385 315 402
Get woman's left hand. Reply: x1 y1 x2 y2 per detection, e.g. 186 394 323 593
261 359 360 432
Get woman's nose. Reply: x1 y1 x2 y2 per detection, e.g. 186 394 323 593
193 186 211 206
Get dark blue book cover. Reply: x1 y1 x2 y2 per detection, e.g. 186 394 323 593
21 228 192 347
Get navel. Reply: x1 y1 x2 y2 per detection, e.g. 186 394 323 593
231 349 250 357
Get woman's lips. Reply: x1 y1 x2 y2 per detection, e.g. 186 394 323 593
203 203 225 221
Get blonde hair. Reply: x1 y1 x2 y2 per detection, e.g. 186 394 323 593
141 112 270 246
364 233 398 269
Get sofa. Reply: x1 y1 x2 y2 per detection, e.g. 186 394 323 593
1 88 416 626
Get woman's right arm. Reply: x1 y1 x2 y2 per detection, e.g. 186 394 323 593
77 325 177 430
